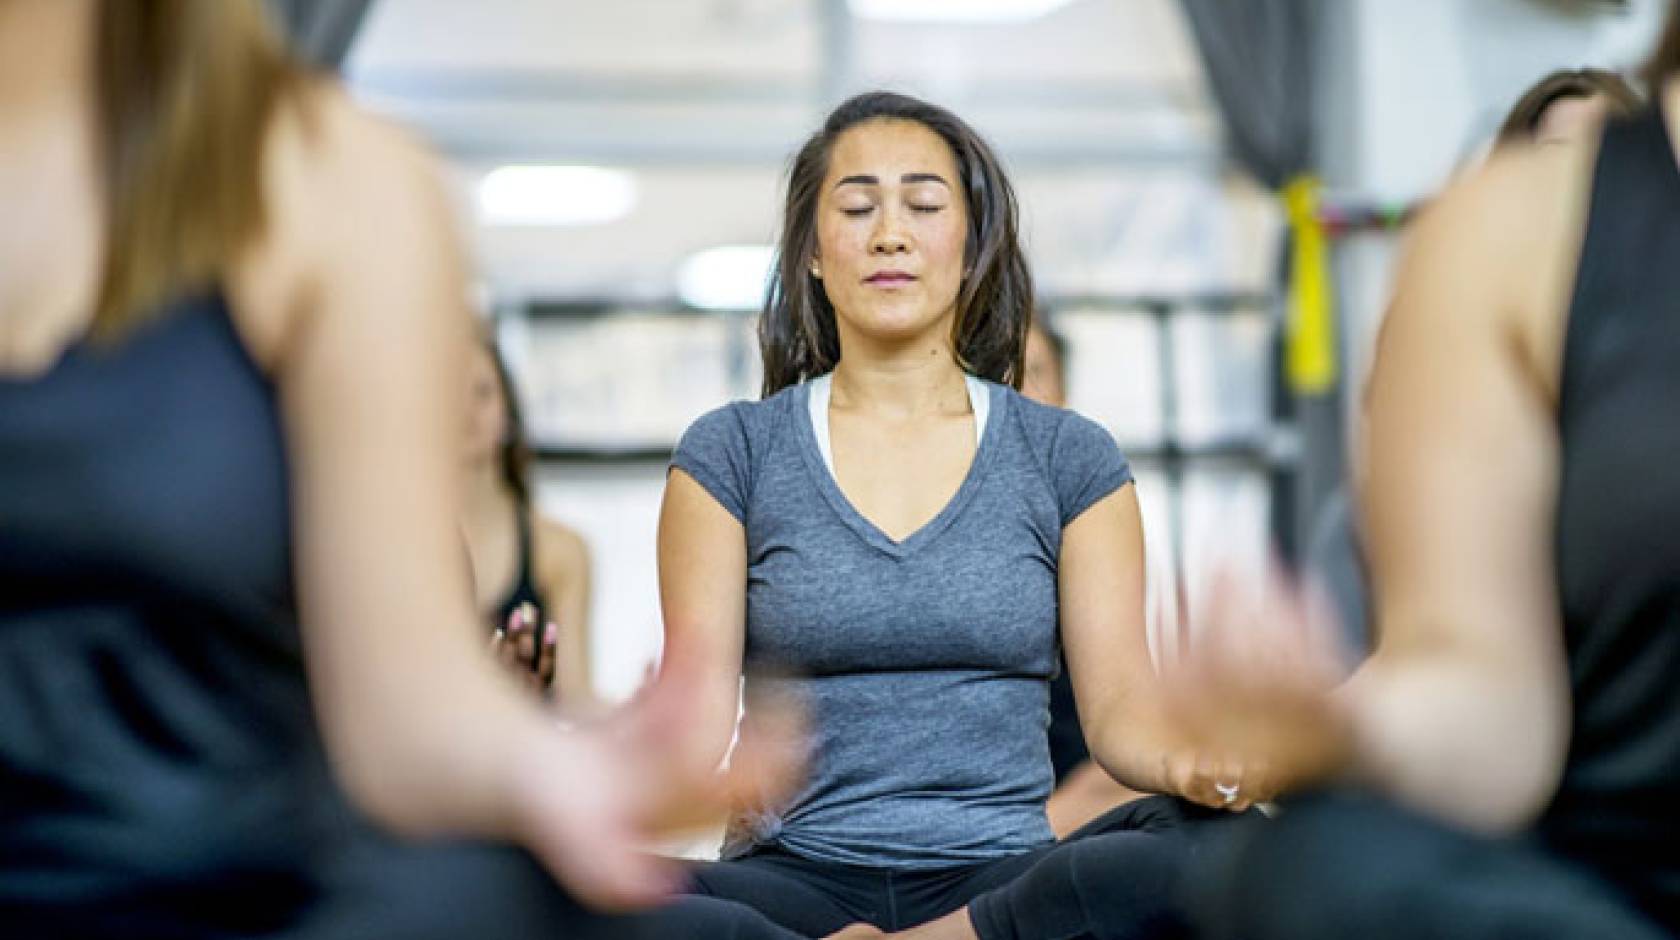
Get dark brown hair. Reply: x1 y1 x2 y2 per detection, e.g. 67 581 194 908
758 91 1034 397
1495 68 1641 146
482 338 534 507
93 0 303 338
1645 0 1680 87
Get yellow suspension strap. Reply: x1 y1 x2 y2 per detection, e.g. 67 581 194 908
1282 175 1336 395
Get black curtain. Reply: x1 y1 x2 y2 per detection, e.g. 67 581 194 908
1177 0 1322 190
1179 0 1333 566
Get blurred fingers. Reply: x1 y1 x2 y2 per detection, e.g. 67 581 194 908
538 818 683 912
537 621 558 688
634 683 807 837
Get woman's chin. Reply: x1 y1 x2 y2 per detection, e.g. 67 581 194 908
839 306 955 345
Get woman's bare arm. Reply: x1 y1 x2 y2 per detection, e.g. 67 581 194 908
1058 486 1244 808
243 90 552 839
222 86 800 911
1346 145 1592 832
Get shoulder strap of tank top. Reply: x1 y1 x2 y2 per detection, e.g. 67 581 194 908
490 502 544 627
512 504 539 597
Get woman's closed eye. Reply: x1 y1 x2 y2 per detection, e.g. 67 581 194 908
837 201 946 218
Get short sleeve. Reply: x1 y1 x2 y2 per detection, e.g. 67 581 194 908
1051 412 1133 526
670 404 752 523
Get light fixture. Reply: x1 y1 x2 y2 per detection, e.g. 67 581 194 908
477 165 637 227
848 0 1079 24
677 245 776 311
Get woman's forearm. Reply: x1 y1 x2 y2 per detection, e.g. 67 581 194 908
314 631 557 842
1083 693 1186 796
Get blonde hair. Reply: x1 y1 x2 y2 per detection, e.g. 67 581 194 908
93 0 303 338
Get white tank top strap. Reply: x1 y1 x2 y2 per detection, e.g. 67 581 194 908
808 373 989 477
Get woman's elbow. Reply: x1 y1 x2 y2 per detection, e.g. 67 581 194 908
326 738 445 838
1444 730 1568 835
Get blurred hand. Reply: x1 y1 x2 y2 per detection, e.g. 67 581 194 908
511 649 805 911
490 602 557 693
1161 564 1354 801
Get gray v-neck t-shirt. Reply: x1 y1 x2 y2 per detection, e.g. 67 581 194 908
671 377 1132 868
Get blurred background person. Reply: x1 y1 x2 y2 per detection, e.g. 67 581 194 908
464 331 597 706
1175 9 1680 938
0 1 799 936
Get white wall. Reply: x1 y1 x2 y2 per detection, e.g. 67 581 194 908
1332 0 1665 204
1322 0 1669 404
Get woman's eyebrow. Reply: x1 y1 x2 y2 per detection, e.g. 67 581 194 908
832 172 951 190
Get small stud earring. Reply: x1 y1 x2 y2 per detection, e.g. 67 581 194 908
809 261 822 279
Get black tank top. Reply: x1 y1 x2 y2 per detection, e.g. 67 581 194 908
1546 103 1680 930
489 506 548 633
0 290 657 938
0 296 348 931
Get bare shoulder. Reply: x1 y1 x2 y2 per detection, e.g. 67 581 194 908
1404 139 1592 282
267 79 445 209
229 78 462 370
533 514 592 580
1390 137 1598 400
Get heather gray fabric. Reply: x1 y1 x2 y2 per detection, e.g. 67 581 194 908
671 378 1132 868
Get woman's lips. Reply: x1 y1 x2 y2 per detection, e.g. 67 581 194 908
864 270 916 285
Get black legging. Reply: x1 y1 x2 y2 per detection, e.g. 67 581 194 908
691 796 1244 938
688 840 1047 935
278 837 807 940
964 796 1244 940
966 830 1187 940
1188 792 1671 940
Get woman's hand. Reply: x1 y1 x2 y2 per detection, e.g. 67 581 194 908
490 602 558 693
1161 567 1354 804
513 649 804 911
1157 748 1274 813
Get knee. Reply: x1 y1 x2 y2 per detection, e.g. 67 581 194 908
1192 793 1445 940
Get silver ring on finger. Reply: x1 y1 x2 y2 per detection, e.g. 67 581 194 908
1215 781 1240 806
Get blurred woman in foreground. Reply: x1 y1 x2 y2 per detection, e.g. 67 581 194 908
1175 17 1680 940
0 2 796 936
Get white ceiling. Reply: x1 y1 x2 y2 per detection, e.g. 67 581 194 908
346 0 1273 302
